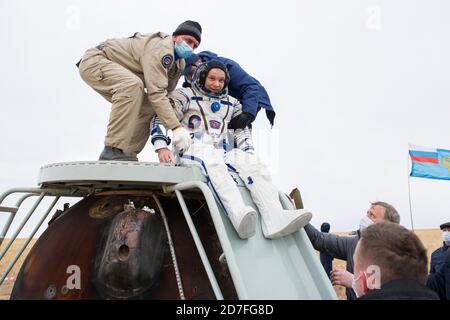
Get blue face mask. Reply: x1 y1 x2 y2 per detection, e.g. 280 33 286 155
174 41 193 59
442 231 450 244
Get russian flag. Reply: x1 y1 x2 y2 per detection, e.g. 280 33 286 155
409 144 450 180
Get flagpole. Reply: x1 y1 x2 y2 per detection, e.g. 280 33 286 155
407 145 415 231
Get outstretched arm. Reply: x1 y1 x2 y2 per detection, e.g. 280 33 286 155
304 223 355 261
150 89 190 162
141 43 181 130
150 115 175 163
226 59 260 120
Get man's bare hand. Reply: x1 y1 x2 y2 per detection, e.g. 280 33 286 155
157 148 176 164
331 268 353 288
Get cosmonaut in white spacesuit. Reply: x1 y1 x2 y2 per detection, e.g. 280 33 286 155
150 60 312 239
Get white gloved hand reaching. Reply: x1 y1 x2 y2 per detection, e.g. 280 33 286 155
172 126 191 154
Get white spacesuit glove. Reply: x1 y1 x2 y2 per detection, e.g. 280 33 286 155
172 126 191 154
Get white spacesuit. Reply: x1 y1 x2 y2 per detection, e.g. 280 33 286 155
151 60 311 239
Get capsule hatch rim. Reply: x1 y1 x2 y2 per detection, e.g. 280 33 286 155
38 161 208 188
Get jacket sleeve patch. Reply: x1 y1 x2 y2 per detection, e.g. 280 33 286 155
161 54 174 69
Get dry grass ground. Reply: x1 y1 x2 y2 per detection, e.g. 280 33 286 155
0 239 36 300
0 229 443 300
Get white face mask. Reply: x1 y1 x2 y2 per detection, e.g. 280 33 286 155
351 272 366 298
442 231 450 244
351 276 360 298
359 216 374 231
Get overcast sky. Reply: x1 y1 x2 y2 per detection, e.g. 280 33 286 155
1 0 449 237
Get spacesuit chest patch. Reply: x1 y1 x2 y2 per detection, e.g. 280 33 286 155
188 115 202 129
209 120 221 129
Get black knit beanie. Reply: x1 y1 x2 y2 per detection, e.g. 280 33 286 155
173 20 202 44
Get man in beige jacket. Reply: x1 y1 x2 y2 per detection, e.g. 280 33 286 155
78 20 202 161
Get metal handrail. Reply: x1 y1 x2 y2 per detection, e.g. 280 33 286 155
0 193 40 247
164 181 248 299
0 187 84 291
0 196 60 285
0 193 45 262
0 187 83 247
172 190 223 300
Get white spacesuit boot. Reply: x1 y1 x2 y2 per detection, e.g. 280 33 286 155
181 142 257 239
229 206 258 240
246 176 312 239
226 149 312 239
